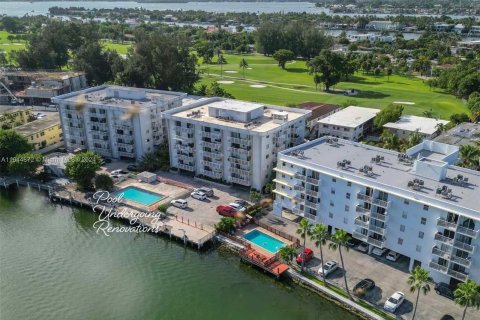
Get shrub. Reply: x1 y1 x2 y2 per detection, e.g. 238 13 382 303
95 173 114 191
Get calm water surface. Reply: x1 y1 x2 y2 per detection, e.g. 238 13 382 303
0 188 358 320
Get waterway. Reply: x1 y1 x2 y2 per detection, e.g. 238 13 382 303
0 1 475 18
0 187 358 320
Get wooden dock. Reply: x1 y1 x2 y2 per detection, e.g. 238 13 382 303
239 247 289 278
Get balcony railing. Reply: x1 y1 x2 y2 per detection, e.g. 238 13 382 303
437 218 458 230
429 261 448 274
117 151 134 158
230 167 250 176
370 212 388 222
203 170 222 179
453 240 475 254
228 147 251 156
228 157 249 167
306 177 320 185
372 198 391 208
447 269 469 281
304 200 318 209
456 225 479 239
230 137 251 146
175 145 194 153
355 205 370 214
294 172 306 180
294 184 305 191
302 212 317 221
434 233 454 245
202 141 222 149
306 189 318 197
369 224 387 236
367 237 385 248
357 192 372 203
231 177 250 186
202 131 221 139
178 163 195 171
354 218 369 228
353 231 368 242
293 195 304 203
450 255 472 268
432 247 450 259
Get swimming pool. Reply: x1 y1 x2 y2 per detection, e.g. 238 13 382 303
116 186 164 206
243 229 286 253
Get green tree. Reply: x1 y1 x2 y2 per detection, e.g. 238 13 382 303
405 130 424 149
8 152 43 177
422 109 435 118
374 104 404 129
407 267 431 320
72 43 122 85
307 50 345 92
206 82 234 99
158 203 169 214
459 145 480 170
328 229 352 299
273 49 294 70
450 113 471 125
239 58 248 79
217 53 227 78
380 130 401 151
278 246 297 265
467 92 480 114
0 129 32 174
310 224 330 285
313 74 321 91
65 151 102 190
412 56 431 77
249 190 261 204
454 279 480 320
214 217 236 233
386 67 393 80
94 173 114 191
295 218 313 272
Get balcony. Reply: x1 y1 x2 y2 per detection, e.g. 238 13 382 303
228 147 251 156
306 177 319 185
294 172 306 180
175 145 194 153
453 240 475 254
231 177 250 186
429 261 448 274
450 255 472 268
354 218 369 228
370 212 388 222
230 137 251 146
202 160 222 170
434 233 454 245
367 237 385 248
176 127 194 135
203 170 222 179
228 157 249 167
437 218 458 230
230 167 250 176
353 231 368 242
202 131 221 139
369 224 387 236
178 163 195 171
117 151 134 158
302 212 317 221
355 205 370 214
306 189 318 197
304 200 318 209
447 269 469 281
357 192 372 203
293 194 304 203
202 141 222 149
432 246 450 259
456 225 479 239
294 184 305 191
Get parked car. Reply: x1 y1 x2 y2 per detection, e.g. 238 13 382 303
195 187 214 197
435 282 454 300
111 169 127 175
347 238 361 248
296 248 314 265
386 250 400 262
384 291 405 312
191 191 207 201
372 247 388 256
170 199 188 209
228 202 246 212
234 199 249 208
353 279 376 296
318 260 338 277
357 242 369 253
127 164 138 172
216 205 236 217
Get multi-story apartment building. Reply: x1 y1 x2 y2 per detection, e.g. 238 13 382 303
0 107 33 129
163 98 311 190
52 85 186 161
273 137 480 286
14 113 63 154
383 115 449 139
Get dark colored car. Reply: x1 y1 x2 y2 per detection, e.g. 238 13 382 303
353 279 376 296
234 199 249 208
435 282 454 300
127 164 138 171
296 248 314 265
347 238 361 248
216 205 236 217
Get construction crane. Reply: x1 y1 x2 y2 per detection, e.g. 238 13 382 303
0 79 24 104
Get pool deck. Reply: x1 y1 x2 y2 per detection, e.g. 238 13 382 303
236 225 294 257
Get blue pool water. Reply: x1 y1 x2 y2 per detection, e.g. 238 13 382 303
243 229 286 253
117 187 164 206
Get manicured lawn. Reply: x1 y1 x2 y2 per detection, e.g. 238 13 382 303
199 53 467 119
0 30 26 54
100 40 132 55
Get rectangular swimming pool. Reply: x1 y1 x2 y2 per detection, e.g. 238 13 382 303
243 229 286 253
116 186 164 206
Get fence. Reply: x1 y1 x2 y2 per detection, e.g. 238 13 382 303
254 220 301 247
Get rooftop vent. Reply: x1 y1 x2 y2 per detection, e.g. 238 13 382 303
451 174 469 186
436 185 453 199
337 159 351 169
359 165 373 176
371 155 385 164
327 137 339 146
397 153 413 165
407 178 424 190
291 150 305 158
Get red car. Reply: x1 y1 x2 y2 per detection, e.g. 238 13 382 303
216 205 237 217
296 248 314 265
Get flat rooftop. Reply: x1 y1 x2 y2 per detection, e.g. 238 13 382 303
14 113 60 136
384 115 449 135
3 71 84 81
297 102 340 120
434 123 480 146
52 85 186 110
281 137 480 214
167 98 310 133
0 106 32 114
317 106 380 128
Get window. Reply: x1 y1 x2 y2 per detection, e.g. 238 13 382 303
423 205 429 211
404 199 409 205
398 238 403 245
331 188 335 195
402 212 407 219
416 245 422 252
400 225 405 232
421 217 427 225
332 177 336 183
343 218 348 224
329 212 333 218
418 231 424 239
346 193 351 199
330 201 334 207
347 181 352 187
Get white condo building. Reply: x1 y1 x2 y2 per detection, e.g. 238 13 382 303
52 86 186 161
273 137 480 286
163 97 311 190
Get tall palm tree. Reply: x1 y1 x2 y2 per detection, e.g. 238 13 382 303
278 246 297 265
328 229 352 298
296 218 313 272
454 279 480 320
310 224 329 285
460 145 480 169
313 74 321 91
217 53 227 78
407 266 431 320
239 58 248 79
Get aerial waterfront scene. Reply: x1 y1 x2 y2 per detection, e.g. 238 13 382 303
1 1 480 320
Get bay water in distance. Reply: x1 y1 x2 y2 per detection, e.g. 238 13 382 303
0 187 358 320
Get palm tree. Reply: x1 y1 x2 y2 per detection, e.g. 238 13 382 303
422 109 434 118
454 279 480 320
459 145 480 169
380 130 400 151
217 53 227 78
406 130 423 149
328 229 352 298
278 246 297 265
313 74 321 91
435 122 447 134
310 224 330 285
296 218 313 272
407 266 431 320
239 58 248 79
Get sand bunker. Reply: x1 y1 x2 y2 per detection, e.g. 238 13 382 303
250 84 267 88
217 81 234 84
224 70 238 73
393 101 415 105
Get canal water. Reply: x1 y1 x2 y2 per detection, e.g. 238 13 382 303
0 187 358 320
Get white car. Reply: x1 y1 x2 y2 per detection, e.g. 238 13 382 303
384 291 405 312
386 250 400 262
191 191 207 201
318 260 338 277
170 199 188 209
372 247 388 256
228 202 246 212
357 242 369 253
